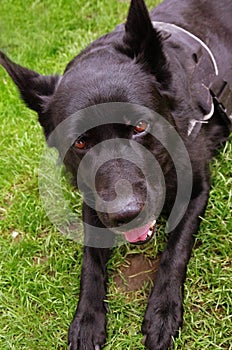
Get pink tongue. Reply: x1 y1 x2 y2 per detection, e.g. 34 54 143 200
124 223 151 243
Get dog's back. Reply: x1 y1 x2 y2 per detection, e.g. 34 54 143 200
151 0 232 83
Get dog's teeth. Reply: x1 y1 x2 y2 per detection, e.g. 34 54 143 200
147 227 153 237
146 220 156 239
147 229 152 237
151 219 156 227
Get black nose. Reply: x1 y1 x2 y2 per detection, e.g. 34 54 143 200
107 204 142 227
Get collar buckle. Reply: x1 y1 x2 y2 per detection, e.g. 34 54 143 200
210 79 232 126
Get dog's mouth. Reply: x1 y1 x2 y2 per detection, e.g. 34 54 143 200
123 219 156 245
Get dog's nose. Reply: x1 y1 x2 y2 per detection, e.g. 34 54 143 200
107 204 142 227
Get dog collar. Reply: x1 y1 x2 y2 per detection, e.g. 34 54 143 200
152 21 232 138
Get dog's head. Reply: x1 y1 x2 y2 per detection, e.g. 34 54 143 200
0 0 189 244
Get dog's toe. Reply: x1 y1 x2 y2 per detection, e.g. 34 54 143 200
68 307 107 350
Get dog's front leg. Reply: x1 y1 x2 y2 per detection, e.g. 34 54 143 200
68 204 112 350
142 185 210 350
68 246 110 350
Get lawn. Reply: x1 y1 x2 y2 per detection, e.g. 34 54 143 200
0 0 231 349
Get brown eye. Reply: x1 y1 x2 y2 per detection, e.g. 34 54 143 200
134 120 149 134
74 139 87 150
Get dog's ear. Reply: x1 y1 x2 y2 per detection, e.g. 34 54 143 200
0 51 60 137
123 0 167 80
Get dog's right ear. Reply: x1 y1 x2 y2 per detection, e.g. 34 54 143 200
0 51 61 138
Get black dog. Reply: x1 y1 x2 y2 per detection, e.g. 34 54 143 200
1 0 232 349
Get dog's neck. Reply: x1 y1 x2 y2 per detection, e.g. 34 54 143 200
152 21 218 76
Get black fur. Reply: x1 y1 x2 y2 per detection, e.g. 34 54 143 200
1 0 231 349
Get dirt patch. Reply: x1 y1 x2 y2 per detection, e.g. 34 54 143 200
113 253 160 292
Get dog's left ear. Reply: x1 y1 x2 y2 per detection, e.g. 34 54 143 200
0 51 61 137
123 0 167 80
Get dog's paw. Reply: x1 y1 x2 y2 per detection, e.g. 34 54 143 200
68 307 107 350
142 295 183 350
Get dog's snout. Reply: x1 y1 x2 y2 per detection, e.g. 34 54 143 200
107 204 142 227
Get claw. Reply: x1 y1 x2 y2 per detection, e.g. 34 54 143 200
95 345 101 350
142 335 147 345
68 343 72 350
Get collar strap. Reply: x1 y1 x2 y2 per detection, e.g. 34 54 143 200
152 21 232 137
152 21 218 75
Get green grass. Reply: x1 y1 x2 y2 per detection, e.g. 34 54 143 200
0 0 231 349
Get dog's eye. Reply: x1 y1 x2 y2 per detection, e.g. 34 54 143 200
74 139 87 150
134 120 149 134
